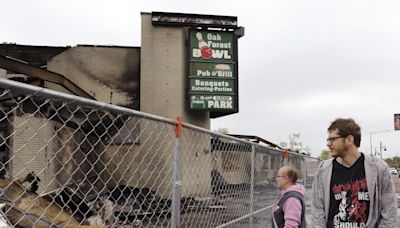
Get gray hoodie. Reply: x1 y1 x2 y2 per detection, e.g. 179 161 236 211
311 153 398 228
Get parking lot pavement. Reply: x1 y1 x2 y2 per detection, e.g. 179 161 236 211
304 189 312 225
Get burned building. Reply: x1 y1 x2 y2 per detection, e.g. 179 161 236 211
0 12 245 204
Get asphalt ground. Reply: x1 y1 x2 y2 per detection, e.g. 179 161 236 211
21 177 392 227
149 179 400 228
91 177 400 227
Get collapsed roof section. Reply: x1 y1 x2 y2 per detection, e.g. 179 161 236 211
0 54 94 99
0 43 68 68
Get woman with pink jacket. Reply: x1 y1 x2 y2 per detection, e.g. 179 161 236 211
272 165 306 228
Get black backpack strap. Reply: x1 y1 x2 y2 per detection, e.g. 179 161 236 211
276 191 306 228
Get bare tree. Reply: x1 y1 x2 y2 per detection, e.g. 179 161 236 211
214 127 229 134
280 133 310 155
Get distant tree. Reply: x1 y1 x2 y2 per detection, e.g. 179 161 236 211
384 156 400 168
280 133 302 150
214 127 229 134
320 150 331 160
280 133 310 155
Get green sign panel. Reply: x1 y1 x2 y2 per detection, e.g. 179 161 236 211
189 62 234 78
189 31 234 62
189 78 235 94
187 29 238 113
189 95 235 110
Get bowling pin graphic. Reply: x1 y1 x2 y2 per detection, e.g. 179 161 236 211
196 32 212 59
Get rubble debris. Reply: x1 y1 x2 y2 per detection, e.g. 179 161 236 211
107 186 170 223
19 171 40 194
0 174 80 228
43 185 95 222
211 169 250 197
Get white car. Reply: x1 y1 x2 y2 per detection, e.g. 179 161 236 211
389 168 398 177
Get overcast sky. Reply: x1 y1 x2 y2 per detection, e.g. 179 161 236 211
3 0 400 158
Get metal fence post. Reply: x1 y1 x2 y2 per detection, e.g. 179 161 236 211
249 144 255 225
283 149 289 165
172 117 182 228
304 158 308 189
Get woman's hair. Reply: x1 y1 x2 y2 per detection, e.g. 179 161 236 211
284 164 299 184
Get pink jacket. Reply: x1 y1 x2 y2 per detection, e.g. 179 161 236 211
272 183 305 228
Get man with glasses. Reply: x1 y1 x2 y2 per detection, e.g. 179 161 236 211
272 165 306 228
311 118 397 228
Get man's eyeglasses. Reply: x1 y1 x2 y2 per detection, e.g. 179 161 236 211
326 136 344 143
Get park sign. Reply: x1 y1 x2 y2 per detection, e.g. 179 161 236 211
190 95 234 109
187 29 238 116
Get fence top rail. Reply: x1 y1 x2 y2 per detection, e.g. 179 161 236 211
0 78 176 125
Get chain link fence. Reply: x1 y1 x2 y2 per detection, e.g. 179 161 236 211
0 78 320 227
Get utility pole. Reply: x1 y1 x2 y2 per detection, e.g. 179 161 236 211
378 141 386 159
370 132 372 156
369 130 390 156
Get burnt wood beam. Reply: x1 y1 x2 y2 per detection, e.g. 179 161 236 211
0 55 95 100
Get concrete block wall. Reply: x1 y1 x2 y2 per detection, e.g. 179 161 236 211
140 13 213 197
11 115 59 193
140 13 209 128
47 46 140 108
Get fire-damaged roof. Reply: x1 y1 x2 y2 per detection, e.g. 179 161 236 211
211 134 309 155
0 54 94 99
211 137 253 152
0 43 141 109
228 134 283 149
0 43 91 98
0 43 69 68
151 11 239 29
